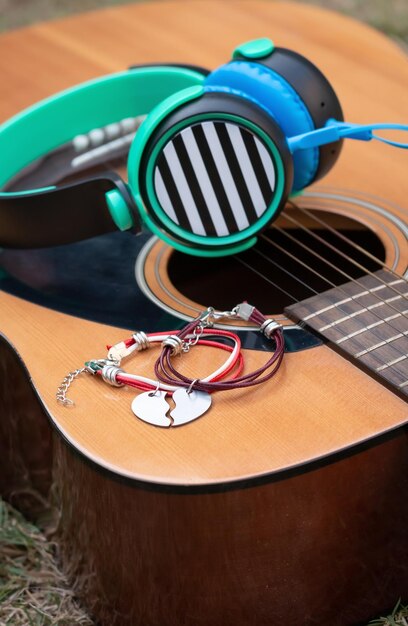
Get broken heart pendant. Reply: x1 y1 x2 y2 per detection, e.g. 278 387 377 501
131 390 172 428
131 387 212 428
170 388 212 427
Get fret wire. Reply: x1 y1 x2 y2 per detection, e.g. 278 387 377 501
302 281 405 321
334 309 408 344
353 330 408 358
279 211 408 337
376 354 408 372
290 202 408 302
321 305 408 335
260 228 408 369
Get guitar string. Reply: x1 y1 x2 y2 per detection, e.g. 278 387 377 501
276 211 408 338
234 256 299 303
251 246 320 297
239 243 406 370
236 246 408 381
264 220 408 358
304 185 408 244
292 203 408 349
264 227 408 354
233 251 405 385
234 252 404 386
289 200 408 362
256 230 408 370
273 208 408 317
292 201 408 288
256 234 334 293
252 230 408 373
284 204 408 310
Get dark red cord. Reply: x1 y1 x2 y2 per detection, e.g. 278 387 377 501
154 319 285 393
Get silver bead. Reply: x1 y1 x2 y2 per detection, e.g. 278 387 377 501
162 335 183 356
260 319 281 338
132 331 150 351
101 364 125 387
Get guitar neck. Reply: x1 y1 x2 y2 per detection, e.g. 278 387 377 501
285 269 408 399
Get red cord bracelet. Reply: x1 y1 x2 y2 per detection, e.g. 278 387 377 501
56 303 284 429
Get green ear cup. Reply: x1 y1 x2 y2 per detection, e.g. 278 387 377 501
129 91 293 257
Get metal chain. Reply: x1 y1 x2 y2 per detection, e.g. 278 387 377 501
56 367 86 406
182 323 204 352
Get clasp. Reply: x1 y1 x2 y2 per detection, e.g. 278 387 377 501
107 331 149 363
234 302 255 321
199 306 239 327
107 342 136 364
84 358 118 374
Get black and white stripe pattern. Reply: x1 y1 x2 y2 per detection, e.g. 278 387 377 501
153 121 276 237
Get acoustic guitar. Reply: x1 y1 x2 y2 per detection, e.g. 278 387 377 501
0 2 407 625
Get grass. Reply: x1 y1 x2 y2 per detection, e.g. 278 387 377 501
0 498 93 626
369 600 408 626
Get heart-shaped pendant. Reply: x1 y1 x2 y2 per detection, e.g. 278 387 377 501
170 388 212 427
131 390 171 428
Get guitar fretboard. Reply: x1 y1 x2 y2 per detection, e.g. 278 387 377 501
285 269 408 399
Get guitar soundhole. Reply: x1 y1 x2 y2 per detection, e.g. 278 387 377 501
167 209 386 312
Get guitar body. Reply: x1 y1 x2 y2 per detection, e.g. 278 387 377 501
0 2 407 624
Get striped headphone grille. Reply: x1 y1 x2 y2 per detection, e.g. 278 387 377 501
153 120 276 237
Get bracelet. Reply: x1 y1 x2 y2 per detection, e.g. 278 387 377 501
103 329 245 428
100 328 244 394
56 329 243 408
56 302 284 429
154 313 284 395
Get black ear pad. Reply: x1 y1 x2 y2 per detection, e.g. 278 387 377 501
234 47 344 182
138 92 293 244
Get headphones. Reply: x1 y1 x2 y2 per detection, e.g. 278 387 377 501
0 37 407 257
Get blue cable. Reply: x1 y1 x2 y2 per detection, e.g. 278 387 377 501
287 120 408 152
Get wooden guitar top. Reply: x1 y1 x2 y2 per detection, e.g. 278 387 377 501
0 1 407 487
